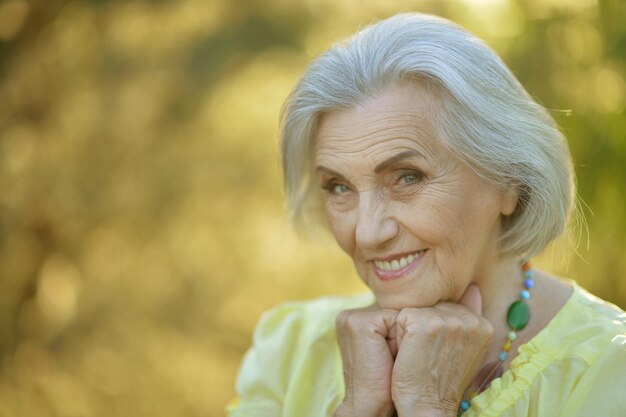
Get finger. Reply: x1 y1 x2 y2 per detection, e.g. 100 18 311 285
339 307 399 338
458 284 482 316
386 324 398 358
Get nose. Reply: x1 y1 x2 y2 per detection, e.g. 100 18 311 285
354 190 398 250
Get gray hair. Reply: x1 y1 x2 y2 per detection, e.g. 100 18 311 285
280 12 576 259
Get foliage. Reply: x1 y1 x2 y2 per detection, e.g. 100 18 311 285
0 0 624 415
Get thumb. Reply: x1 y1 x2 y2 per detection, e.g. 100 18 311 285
458 284 482 316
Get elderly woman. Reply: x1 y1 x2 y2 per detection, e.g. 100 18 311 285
227 13 626 417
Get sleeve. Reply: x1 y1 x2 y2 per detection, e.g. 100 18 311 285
558 334 626 417
226 303 308 417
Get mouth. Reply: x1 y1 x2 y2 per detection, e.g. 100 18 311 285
372 249 427 281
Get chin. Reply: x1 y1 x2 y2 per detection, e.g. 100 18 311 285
373 291 438 310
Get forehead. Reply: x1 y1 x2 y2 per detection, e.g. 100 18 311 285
314 82 441 163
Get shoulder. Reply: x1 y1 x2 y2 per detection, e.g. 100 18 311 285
571 283 625 326
552 282 626 363
227 293 374 416
536 282 626 416
253 292 375 344
471 281 626 417
249 292 375 378
553 284 626 416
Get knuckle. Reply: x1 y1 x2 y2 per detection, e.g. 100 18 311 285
336 309 363 330
449 318 466 336
397 307 415 322
335 310 351 328
344 314 361 331
449 316 464 329
482 320 495 338
421 314 445 334
342 311 372 333
398 308 427 332
464 314 481 328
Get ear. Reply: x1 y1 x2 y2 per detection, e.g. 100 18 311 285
501 188 518 216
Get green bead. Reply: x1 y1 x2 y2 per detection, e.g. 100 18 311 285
507 301 530 330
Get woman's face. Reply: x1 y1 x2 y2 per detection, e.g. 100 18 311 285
314 82 516 309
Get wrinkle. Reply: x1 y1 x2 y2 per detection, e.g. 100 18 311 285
316 116 438 165
313 81 511 313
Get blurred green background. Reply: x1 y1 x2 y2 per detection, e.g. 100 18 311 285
0 0 624 416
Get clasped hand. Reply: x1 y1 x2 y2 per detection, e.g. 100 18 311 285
334 285 493 417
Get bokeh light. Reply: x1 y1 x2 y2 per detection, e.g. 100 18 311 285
0 0 624 415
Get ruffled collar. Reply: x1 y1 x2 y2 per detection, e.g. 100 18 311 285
467 280 584 415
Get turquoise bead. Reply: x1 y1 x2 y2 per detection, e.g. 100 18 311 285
499 351 508 361
507 301 530 330
460 400 471 410
520 290 530 299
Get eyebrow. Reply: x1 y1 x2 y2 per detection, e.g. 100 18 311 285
373 150 424 173
315 149 424 178
315 165 345 179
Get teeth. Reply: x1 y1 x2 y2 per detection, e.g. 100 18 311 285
374 250 425 272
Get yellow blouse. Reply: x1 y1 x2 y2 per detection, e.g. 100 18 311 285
227 281 626 417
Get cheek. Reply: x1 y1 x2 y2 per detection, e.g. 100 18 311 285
326 209 356 256
399 190 466 247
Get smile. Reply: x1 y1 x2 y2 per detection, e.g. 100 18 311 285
374 250 427 271
373 249 427 281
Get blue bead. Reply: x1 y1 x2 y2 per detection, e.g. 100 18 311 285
499 351 508 361
524 278 535 289
520 290 530 299
460 400 471 410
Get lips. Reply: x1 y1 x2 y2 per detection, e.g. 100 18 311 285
372 249 427 281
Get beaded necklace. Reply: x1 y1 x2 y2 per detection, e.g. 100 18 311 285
457 261 534 416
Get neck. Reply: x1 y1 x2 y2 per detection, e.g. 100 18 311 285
473 256 524 366
478 257 523 325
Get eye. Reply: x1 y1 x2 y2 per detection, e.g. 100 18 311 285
397 170 424 185
331 183 350 194
321 179 352 196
